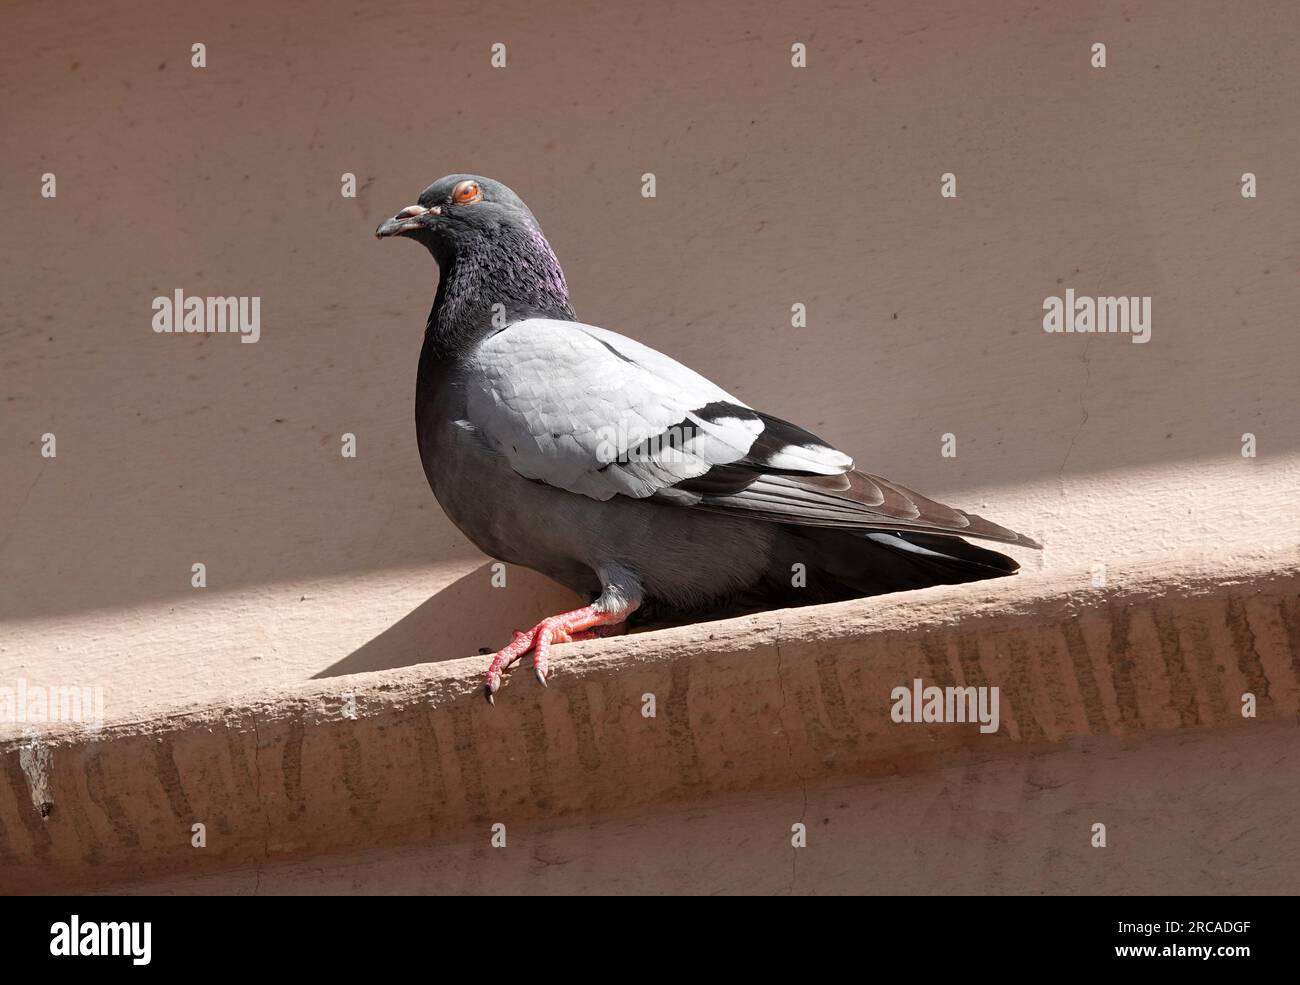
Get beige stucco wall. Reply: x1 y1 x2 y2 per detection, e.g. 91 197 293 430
101 722 1300 896
1 0 1297 893
4 549 1298 894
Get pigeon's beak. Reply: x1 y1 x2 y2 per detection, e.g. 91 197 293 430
375 204 441 238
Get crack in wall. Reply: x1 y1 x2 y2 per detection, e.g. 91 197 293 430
0 464 46 560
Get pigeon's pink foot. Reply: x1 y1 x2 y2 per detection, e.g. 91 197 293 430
483 603 633 703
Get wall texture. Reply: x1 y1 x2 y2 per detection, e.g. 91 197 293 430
4 549 1299 894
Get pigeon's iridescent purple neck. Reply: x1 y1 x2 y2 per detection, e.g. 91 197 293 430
425 221 575 360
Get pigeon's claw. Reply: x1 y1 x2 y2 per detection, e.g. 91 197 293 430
480 603 634 701
483 629 535 699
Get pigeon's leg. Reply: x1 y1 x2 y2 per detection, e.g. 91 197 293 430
482 603 634 702
573 621 630 641
483 577 641 702
529 603 635 687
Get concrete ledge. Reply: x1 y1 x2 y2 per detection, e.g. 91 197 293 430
3 546 1298 893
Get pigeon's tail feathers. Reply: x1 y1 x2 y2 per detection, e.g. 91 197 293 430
863 530 1021 578
748 526 1022 609
690 469 1042 549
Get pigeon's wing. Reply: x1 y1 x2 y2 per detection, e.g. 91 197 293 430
680 469 1040 546
467 318 1038 547
464 318 827 499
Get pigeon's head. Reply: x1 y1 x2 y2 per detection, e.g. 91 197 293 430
376 173 574 340
375 174 541 259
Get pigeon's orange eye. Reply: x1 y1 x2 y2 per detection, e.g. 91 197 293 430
452 180 482 205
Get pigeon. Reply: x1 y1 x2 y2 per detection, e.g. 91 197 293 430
376 174 1041 702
